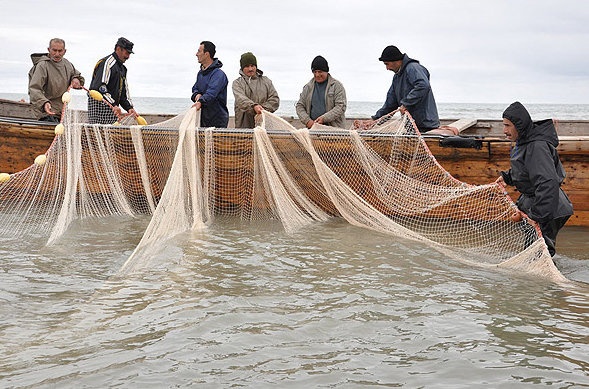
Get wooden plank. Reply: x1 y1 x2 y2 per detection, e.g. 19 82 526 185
556 135 589 141
566 210 589 226
446 118 477 132
0 98 36 119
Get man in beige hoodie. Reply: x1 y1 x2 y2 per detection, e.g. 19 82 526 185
28 38 84 122
232 52 280 128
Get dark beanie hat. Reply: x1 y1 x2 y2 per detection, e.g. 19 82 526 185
311 55 329 72
379 45 404 62
240 52 257 69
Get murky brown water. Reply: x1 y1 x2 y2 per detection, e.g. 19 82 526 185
1 216 588 387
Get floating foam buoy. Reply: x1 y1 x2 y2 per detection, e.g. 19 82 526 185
136 116 147 126
62 91 71 103
0 172 10 183
113 121 120 126
89 90 103 101
34 154 47 166
54 123 65 135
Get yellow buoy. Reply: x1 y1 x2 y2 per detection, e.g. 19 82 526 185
113 121 120 126
89 90 103 101
136 116 148 125
54 123 65 135
34 154 47 166
62 91 72 103
0 172 10 183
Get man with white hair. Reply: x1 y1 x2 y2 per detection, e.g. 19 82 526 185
28 38 84 122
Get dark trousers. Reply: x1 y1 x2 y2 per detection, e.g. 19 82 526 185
540 215 571 257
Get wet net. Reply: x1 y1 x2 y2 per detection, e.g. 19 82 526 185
0 91 566 282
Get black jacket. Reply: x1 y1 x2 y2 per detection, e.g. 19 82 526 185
89 52 133 111
501 102 573 223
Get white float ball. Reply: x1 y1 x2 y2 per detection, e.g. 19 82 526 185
62 91 71 103
54 123 65 135
34 154 47 166
0 172 10 183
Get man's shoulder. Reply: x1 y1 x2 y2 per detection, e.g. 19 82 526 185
259 75 276 86
330 76 344 85
29 56 53 78
213 67 228 76
102 53 119 65
33 57 55 69
210 67 228 83
403 60 428 74
202 65 227 75
94 53 114 67
232 75 246 86
328 76 345 89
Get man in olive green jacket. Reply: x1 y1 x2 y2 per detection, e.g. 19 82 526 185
296 55 347 129
28 38 84 122
232 52 280 128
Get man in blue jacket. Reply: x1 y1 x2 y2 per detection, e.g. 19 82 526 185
191 41 229 128
372 45 439 132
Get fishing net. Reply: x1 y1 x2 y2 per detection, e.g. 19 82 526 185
0 91 566 282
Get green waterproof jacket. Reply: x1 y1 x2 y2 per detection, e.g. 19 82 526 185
232 69 280 128
28 53 84 119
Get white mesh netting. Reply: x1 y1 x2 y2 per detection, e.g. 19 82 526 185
0 92 567 282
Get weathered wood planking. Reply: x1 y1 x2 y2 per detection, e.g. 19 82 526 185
2 119 589 226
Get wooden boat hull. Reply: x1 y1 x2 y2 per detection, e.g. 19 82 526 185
1 116 588 226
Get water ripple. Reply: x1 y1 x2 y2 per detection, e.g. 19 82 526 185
1 217 588 387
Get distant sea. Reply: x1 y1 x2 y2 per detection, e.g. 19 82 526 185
2 92 589 120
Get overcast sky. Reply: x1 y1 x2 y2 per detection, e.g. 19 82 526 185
1 0 588 104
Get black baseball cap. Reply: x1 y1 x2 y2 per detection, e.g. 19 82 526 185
116 37 134 54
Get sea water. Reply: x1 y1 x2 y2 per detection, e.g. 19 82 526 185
0 216 588 388
3 92 589 120
1 93 589 387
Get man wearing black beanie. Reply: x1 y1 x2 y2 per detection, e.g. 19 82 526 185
311 55 329 72
296 55 347 129
370 45 440 132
